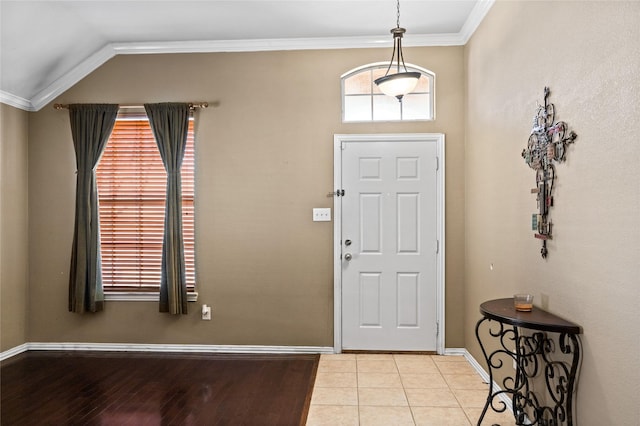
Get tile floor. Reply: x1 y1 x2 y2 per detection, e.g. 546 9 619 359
306 353 516 426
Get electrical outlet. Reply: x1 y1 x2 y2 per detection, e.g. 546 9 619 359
202 304 212 320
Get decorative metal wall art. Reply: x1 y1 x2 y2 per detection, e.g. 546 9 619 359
522 87 577 258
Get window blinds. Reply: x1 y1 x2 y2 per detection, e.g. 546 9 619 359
96 117 195 291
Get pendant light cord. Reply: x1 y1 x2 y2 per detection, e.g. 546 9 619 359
395 0 404 73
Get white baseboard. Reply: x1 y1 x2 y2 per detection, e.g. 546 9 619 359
1 344 485 361
462 348 514 415
443 347 468 356
0 344 475 361
1 342 334 360
0 343 29 361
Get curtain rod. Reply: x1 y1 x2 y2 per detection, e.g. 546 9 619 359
53 102 209 110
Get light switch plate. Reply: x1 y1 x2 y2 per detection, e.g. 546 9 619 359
313 208 331 222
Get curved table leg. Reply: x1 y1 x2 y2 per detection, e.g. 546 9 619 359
475 317 520 425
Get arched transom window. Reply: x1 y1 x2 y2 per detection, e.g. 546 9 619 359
341 63 435 122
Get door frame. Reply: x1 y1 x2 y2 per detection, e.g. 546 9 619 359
333 133 446 354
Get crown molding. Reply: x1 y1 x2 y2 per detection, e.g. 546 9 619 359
0 91 34 111
112 33 467 56
113 35 390 55
6 5 493 112
459 0 496 44
29 44 117 112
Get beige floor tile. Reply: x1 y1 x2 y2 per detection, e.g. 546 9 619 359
320 353 356 361
411 406 472 426
358 372 403 388
444 374 489 390
359 406 415 426
404 387 460 407
317 359 357 373
452 389 489 408
311 387 358 406
435 361 478 375
356 353 395 360
309 355 495 424
357 359 399 373
400 373 448 389
394 354 436 363
432 355 468 363
314 372 358 388
395 357 439 374
358 387 408 406
305 405 359 426
464 407 517 426
392 354 431 361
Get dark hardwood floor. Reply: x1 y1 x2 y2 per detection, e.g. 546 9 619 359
1 351 319 426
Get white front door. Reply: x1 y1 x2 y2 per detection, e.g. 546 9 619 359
334 134 444 352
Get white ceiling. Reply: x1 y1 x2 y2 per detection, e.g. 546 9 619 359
0 0 493 111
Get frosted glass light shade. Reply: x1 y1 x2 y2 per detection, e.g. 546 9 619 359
374 71 421 100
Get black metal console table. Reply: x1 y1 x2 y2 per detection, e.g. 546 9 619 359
475 298 582 426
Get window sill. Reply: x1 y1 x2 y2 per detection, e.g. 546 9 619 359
104 292 198 302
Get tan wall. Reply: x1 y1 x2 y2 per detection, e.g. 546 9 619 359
465 2 640 425
27 46 466 347
1 104 30 352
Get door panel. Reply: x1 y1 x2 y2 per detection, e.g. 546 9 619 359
397 193 419 253
360 194 382 253
397 273 420 327
360 273 382 326
340 139 438 351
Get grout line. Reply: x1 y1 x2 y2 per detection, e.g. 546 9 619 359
395 354 418 425
355 356 361 425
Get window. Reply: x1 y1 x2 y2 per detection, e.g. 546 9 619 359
96 111 195 294
341 63 435 122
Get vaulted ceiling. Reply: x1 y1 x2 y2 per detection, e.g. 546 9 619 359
0 1 493 111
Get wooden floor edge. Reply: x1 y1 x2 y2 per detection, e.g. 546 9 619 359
299 354 320 426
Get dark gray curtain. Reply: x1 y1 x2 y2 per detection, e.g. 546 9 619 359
144 103 190 314
68 104 119 313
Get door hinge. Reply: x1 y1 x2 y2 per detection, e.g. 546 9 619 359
436 321 440 337
436 156 439 171
436 240 440 254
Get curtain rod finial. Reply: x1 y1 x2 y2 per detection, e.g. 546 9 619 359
188 102 209 110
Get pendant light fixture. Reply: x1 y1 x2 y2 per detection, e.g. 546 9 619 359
374 0 421 102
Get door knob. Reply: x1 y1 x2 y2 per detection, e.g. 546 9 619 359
344 253 352 261
344 239 352 246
